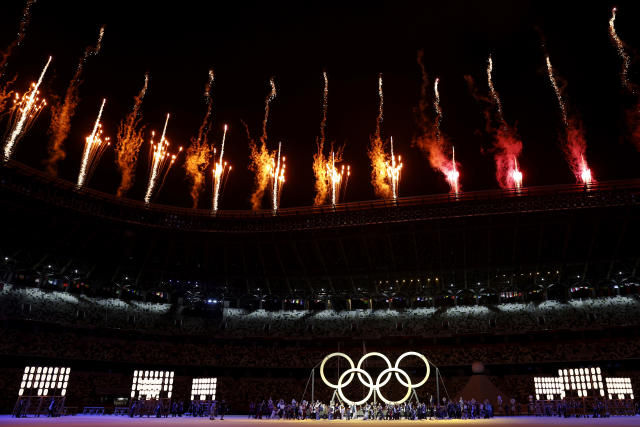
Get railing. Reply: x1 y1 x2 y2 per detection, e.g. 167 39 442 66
2 159 639 232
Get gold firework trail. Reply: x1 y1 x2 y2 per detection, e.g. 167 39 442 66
313 71 330 205
185 69 215 208
115 73 148 197
546 55 568 127
0 0 38 74
3 55 51 160
144 114 182 203
47 26 105 175
609 8 633 92
77 98 109 188
212 124 231 213
249 78 277 210
270 141 285 214
487 55 504 124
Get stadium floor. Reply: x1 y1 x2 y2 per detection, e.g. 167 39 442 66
0 416 639 426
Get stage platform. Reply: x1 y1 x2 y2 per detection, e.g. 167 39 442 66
0 416 639 426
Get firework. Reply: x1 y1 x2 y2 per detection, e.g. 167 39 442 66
115 74 148 197
545 55 594 185
269 141 286 214
376 73 383 141
144 114 183 204
77 98 110 188
3 55 51 160
445 146 460 195
184 69 215 208
434 77 459 194
248 78 277 210
386 137 402 200
312 71 349 206
412 52 461 194
510 155 523 189
319 146 350 207
0 77 16 117
212 124 231 213
47 26 105 175
487 56 504 123
329 149 350 206
609 8 640 151
313 72 330 205
545 56 569 127
0 0 38 117
609 8 632 92
320 71 328 146
368 73 399 199
0 0 37 74
479 56 525 189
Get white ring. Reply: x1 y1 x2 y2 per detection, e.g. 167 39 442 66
320 352 355 389
356 352 393 388
337 368 374 406
394 351 431 388
375 368 413 405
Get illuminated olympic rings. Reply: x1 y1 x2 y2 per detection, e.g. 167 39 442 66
319 352 431 405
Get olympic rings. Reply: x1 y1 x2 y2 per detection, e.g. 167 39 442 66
337 368 374 406
376 368 413 405
320 353 355 388
356 352 392 388
394 351 431 388
319 351 431 406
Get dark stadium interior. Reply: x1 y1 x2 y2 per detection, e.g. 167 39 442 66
1 160 639 415
1 0 640 422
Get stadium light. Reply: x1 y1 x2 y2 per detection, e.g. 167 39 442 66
18 366 70 398
191 377 218 401
533 367 635 401
606 377 634 400
131 370 174 400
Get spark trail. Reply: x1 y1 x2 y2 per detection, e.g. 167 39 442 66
144 114 182 203
609 8 632 92
3 55 51 160
312 71 349 206
77 98 109 188
0 0 37 74
115 74 148 197
313 71 329 205
270 141 286 214
413 50 459 194
328 149 350 206
386 137 403 200
1 1 38 116
446 146 460 195
248 78 277 210
368 74 400 199
212 124 231 213
545 55 593 185
483 56 524 189
184 69 215 208
47 26 105 175
434 77 459 194
609 8 640 151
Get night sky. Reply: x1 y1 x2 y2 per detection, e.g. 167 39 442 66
1 0 640 210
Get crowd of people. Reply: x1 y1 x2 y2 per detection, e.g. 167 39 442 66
247 397 497 420
2 284 639 339
1 325 639 371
